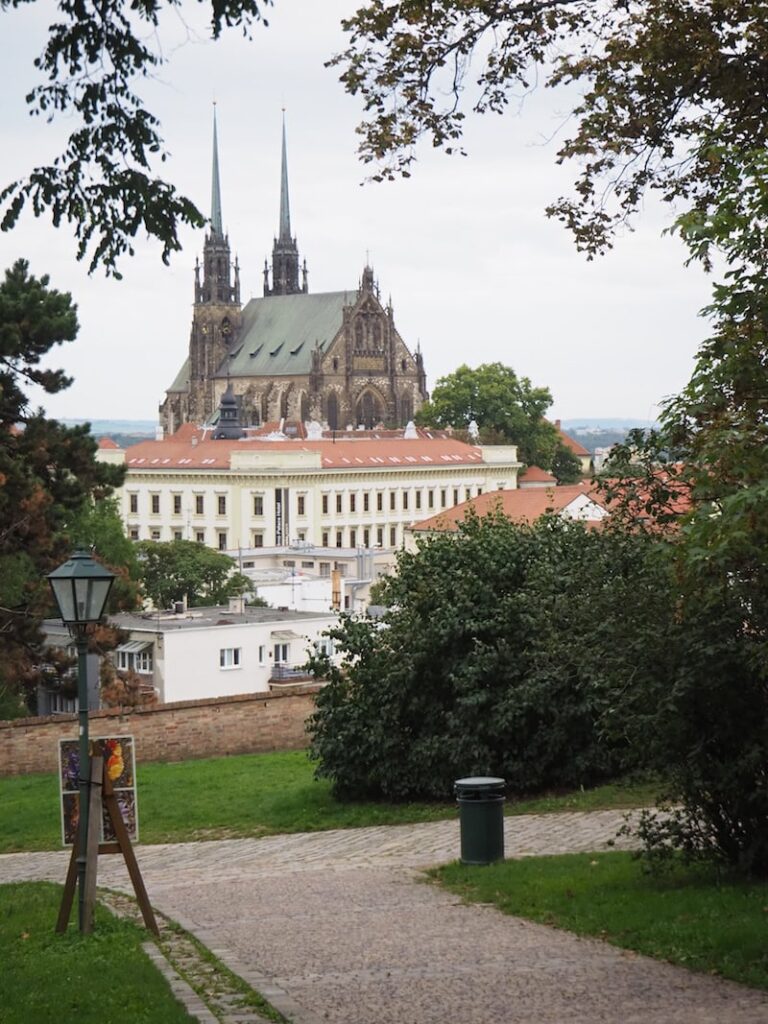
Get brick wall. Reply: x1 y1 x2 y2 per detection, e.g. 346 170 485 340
0 685 320 777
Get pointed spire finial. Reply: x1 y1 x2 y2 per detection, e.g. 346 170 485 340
211 104 223 236
279 110 292 243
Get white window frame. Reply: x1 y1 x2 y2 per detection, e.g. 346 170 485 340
219 647 242 669
135 649 153 674
273 643 289 664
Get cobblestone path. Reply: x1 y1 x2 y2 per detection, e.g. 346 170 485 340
3 811 767 1024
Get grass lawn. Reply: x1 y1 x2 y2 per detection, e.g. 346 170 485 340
0 882 196 1024
0 749 656 854
434 851 768 990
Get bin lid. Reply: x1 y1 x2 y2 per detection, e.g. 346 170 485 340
454 776 505 791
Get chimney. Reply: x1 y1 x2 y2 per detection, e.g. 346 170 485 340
555 419 561 430
155 424 164 441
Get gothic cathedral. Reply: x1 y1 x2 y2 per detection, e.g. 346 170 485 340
159 114 428 434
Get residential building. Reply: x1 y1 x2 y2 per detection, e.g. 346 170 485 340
518 465 558 488
405 483 609 549
44 605 339 705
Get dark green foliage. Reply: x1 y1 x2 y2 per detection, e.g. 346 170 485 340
0 260 125 711
596 146 768 876
551 442 583 483
415 362 557 467
137 539 250 608
333 2 768 256
1 0 272 275
308 514 648 800
68 496 142 612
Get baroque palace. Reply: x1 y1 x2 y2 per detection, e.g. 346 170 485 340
159 115 428 434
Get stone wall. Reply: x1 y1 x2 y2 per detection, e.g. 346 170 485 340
0 685 319 777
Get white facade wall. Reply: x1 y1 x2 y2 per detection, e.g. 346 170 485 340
560 494 609 521
116 449 520 552
153 614 337 702
251 577 334 614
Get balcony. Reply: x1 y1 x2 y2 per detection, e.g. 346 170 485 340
269 663 314 687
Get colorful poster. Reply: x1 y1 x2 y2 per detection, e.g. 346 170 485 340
58 735 139 846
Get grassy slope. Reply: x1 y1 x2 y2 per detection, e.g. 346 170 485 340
435 852 768 990
0 749 656 853
0 882 196 1024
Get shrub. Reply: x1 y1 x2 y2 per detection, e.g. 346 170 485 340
308 514 649 800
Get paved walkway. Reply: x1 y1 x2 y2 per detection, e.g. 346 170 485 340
3 812 767 1023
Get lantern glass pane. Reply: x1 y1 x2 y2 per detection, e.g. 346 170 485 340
50 578 77 623
88 578 113 620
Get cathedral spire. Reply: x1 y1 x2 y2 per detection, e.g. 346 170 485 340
264 113 307 297
279 111 291 243
195 105 238 307
211 105 223 237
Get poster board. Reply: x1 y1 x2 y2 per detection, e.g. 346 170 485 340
58 735 139 846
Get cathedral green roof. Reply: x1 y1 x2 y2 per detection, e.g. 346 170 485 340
222 291 351 378
167 356 191 393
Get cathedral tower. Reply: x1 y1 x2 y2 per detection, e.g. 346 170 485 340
264 116 308 296
187 108 242 422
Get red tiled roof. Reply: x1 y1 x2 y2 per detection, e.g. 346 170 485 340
97 437 120 449
519 465 557 484
124 428 490 471
553 420 591 457
410 483 607 532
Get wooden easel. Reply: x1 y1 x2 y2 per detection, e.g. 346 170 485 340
56 741 159 935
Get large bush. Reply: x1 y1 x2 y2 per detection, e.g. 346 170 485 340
308 514 656 800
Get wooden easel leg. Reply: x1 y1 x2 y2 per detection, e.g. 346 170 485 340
55 843 78 933
102 770 159 936
81 754 104 935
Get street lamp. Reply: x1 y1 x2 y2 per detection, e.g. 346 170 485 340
47 549 115 932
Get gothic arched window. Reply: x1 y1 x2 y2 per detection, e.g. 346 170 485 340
400 392 413 425
280 389 289 420
300 393 309 422
354 318 364 348
327 392 339 431
372 320 382 348
357 391 382 430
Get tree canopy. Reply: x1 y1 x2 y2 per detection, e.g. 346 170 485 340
551 442 583 484
0 260 125 712
332 1 768 256
416 362 557 468
137 539 251 609
1 0 271 275
6 2 767 271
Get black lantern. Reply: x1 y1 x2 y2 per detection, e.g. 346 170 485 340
47 549 115 631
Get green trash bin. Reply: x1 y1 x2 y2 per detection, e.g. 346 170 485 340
454 776 506 865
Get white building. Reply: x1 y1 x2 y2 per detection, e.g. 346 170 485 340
97 426 522 552
44 605 339 705
235 543 395 614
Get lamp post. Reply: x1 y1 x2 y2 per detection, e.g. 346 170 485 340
47 549 115 932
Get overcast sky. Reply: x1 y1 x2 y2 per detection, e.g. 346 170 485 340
1 1 713 425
